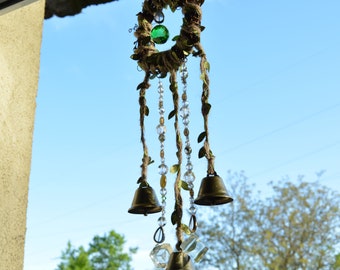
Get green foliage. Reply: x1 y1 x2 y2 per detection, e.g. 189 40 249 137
56 230 137 270
333 253 340 269
57 242 92 270
199 171 340 270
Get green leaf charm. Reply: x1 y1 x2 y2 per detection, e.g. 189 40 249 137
170 164 180 174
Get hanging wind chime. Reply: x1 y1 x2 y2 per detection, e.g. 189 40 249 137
128 0 233 269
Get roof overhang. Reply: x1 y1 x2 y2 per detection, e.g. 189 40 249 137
0 0 39 15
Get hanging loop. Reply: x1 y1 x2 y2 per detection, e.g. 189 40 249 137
189 215 197 233
153 226 165 243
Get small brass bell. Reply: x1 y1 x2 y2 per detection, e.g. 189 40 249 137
194 174 233 206
166 251 195 270
128 185 162 215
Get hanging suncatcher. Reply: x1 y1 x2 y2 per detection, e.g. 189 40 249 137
128 0 233 269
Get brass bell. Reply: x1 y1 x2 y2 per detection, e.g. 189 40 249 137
166 251 195 270
194 174 233 205
128 185 162 215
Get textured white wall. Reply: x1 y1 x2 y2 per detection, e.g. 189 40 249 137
0 1 44 269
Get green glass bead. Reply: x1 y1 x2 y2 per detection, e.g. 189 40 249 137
151 25 169 44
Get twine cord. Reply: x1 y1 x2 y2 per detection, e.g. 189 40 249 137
139 72 151 184
170 70 184 251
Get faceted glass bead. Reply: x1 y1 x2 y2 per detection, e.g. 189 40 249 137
186 162 193 171
180 106 190 118
189 205 197 215
158 216 167 227
160 175 167 188
184 146 192 155
180 234 208 263
182 117 190 125
159 117 165 125
184 171 195 182
182 101 189 108
159 107 165 115
160 188 167 196
154 11 165 24
160 149 165 159
157 124 166 135
151 25 169 44
150 243 173 268
158 164 168 175
188 182 194 189
158 134 165 142
183 127 189 136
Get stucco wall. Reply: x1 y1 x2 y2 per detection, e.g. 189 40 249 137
0 1 44 269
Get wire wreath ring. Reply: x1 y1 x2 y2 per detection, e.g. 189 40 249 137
131 0 205 76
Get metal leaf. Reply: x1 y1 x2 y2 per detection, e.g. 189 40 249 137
170 164 180 174
198 146 206 159
202 103 211 115
197 131 206 143
168 110 176 120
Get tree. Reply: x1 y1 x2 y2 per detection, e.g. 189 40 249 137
333 253 340 269
199 171 261 269
56 230 137 270
199 172 340 270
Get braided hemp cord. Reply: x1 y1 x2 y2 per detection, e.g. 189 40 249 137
170 69 184 251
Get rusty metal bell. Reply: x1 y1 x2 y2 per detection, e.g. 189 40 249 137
128 185 162 215
166 252 195 270
194 174 233 206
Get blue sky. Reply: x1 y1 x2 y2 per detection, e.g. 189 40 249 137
24 0 340 269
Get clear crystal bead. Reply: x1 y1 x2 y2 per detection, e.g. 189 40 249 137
182 117 190 125
188 182 194 189
158 164 168 175
189 205 197 215
184 171 195 183
180 106 190 118
180 234 208 263
160 188 167 196
182 101 189 108
156 124 166 135
154 11 165 24
158 216 167 227
186 162 193 171
150 243 172 268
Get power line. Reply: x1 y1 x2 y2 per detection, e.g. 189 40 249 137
215 41 338 104
249 140 340 178
217 102 340 155
29 187 131 227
